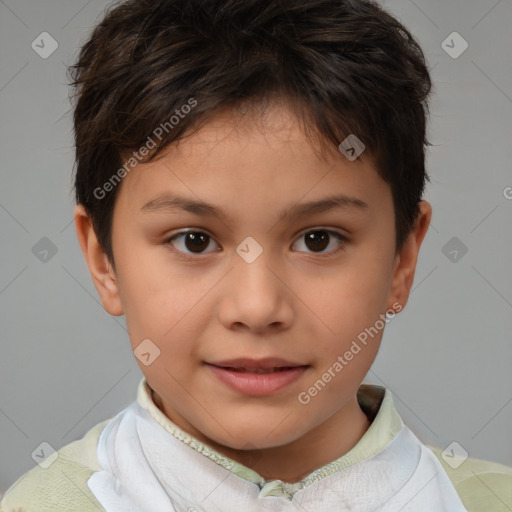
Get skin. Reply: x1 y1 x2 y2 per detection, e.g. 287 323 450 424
75 101 431 483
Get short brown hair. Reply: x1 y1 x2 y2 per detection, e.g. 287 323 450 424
69 0 432 263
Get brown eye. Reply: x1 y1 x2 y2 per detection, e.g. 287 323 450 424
166 231 220 255
293 229 347 255
304 231 330 252
183 232 210 253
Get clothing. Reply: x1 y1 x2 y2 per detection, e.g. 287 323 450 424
1 378 511 511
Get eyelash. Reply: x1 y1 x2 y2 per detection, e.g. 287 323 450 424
163 228 348 260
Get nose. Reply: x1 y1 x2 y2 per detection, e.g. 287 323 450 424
217 248 295 334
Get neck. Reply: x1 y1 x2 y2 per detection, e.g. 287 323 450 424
223 398 371 482
153 388 371 483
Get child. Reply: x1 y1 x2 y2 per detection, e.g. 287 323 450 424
2 0 511 510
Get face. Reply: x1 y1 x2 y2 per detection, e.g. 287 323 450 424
77 102 430 457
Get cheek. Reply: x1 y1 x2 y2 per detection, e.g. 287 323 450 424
113 252 173 345
115 255 212 363
307 258 392 343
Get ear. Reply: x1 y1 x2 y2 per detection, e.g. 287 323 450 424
386 201 432 312
74 204 124 316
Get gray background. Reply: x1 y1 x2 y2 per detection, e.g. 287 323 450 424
1 0 511 495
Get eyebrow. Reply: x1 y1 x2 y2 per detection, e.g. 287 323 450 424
141 193 369 223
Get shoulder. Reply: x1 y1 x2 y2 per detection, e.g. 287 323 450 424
429 444 512 512
1 419 109 512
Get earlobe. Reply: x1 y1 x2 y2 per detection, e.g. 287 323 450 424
386 201 432 312
74 204 124 316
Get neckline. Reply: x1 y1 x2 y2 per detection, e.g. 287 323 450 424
138 378 403 495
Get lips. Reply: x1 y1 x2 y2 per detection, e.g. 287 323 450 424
205 357 309 396
220 367 296 374
207 357 308 372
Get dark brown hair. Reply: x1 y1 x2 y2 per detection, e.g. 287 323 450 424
69 0 432 264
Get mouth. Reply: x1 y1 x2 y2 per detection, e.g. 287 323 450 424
205 358 310 396
212 366 303 374
207 357 308 372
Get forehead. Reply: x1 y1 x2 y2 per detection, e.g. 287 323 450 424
114 103 392 224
